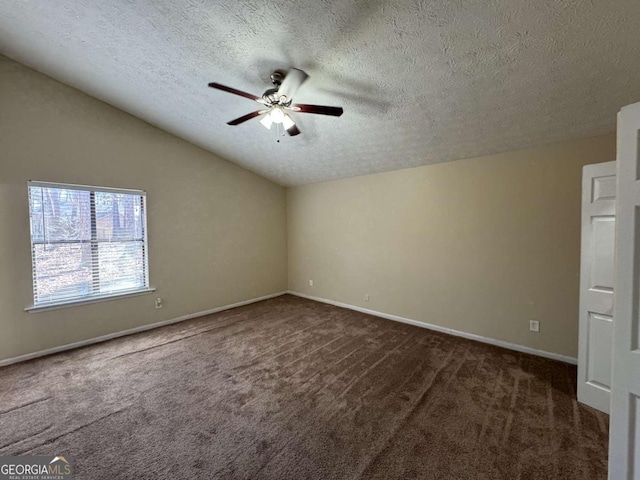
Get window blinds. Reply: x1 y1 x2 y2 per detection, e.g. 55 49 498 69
27 182 149 306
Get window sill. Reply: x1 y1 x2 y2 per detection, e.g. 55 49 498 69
25 287 156 313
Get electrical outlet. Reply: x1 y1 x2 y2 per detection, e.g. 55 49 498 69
155 297 163 309
365 294 370 302
529 320 540 332
309 279 314 287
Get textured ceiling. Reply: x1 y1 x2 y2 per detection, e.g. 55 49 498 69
1 1 640 186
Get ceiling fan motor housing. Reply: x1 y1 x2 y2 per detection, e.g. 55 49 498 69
267 71 292 105
262 88 280 104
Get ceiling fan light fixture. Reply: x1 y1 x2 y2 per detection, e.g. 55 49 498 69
260 114 273 130
282 114 295 130
269 107 286 124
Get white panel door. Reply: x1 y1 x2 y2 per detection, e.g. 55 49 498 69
609 102 640 479
578 161 616 414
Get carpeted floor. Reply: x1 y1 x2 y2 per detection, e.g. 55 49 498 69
0 295 608 479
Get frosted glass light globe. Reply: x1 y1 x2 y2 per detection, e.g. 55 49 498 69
270 108 285 124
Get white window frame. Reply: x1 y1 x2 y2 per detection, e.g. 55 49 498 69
25 181 154 312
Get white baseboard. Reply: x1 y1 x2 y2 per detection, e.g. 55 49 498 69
288 291 578 365
0 291 287 367
2 290 577 367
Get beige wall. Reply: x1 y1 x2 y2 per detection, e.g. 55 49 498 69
0 56 287 361
288 134 616 358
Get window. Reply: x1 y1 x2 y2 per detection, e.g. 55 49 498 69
27 181 151 309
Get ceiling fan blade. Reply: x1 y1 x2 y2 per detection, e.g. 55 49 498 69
290 104 344 117
277 68 309 102
208 82 261 102
227 110 267 126
286 124 301 136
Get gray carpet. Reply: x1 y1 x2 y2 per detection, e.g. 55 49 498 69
0 294 608 479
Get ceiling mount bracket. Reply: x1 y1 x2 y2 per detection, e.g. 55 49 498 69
270 71 285 87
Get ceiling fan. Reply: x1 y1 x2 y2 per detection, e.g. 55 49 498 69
208 68 343 137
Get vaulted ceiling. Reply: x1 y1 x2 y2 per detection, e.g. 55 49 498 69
2 1 640 186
